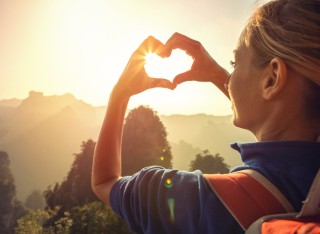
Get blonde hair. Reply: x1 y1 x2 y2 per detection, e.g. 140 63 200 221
243 0 320 87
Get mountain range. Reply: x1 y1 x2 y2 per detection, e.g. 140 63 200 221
0 91 254 201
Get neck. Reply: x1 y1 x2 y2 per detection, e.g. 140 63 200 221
252 112 320 142
255 128 320 142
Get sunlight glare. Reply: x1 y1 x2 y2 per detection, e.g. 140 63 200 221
144 49 193 82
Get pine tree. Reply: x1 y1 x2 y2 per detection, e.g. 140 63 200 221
44 140 98 212
0 151 27 234
35 140 132 233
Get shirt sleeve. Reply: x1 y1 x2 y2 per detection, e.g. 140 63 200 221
110 166 209 233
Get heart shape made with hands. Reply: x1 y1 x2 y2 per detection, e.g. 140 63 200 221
144 49 193 82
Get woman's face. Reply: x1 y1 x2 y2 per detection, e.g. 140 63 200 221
228 43 267 132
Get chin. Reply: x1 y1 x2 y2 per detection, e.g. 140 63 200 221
232 118 241 128
232 116 249 131
231 112 238 125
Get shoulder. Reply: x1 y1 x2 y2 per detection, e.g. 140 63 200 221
112 166 206 197
110 166 237 233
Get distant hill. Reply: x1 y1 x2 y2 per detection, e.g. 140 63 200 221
0 91 105 201
160 115 255 170
0 98 22 107
0 98 22 117
0 91 255 201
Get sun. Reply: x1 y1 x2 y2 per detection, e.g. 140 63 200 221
144 49 193 82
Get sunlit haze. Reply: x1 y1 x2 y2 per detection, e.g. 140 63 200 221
145 49 193 82
0 0 264 115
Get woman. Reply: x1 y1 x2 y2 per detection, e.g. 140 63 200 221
92 0 320 233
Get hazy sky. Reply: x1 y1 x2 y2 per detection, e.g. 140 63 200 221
0 0 265 115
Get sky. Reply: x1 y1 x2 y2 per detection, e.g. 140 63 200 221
0 0 265 115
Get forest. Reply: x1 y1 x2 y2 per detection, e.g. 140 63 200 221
0 106 230 234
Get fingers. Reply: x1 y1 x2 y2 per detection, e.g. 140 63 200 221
159 32 202 58
150 78 177 90
135 36 165 60
172 70 196 85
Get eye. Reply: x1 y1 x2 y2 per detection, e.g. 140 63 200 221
230 60 236 68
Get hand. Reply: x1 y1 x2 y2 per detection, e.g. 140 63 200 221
160 32 229 86
114 36 176 98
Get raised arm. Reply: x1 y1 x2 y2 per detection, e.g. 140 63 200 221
92 33 230 205
91 36 175 205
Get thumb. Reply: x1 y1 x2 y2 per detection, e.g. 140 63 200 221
173 70 195 85
151 78 177 90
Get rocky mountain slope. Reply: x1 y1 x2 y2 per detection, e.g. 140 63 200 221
0 91 254 200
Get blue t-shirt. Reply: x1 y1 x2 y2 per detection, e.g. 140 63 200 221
110 141 320 234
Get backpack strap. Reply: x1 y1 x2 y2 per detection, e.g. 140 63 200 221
298 169 320 217
204 169 295 230
245 169 320 234
245 213 320 234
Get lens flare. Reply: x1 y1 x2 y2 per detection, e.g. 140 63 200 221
164 178 173 189
167 198 175 223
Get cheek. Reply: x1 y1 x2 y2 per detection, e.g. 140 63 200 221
228 75 242 106
229 69 256 105
228 74 252 120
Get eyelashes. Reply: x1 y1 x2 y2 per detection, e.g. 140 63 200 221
230 60 236 68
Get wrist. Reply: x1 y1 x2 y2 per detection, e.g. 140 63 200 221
211 66 229 85
210 66 230 98
108 85 130 108
111 83 131 101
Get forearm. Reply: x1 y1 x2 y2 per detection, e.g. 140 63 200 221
92 85 129 205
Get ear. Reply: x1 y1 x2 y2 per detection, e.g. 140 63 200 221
262 57 287 100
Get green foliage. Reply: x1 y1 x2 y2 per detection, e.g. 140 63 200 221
44 140 98 212
0 151 27 234
69 202 132 234
189 150 230 174
42 140 132 232
15 209 51 234
122 106 173 175
0 151 16 234
0 151 15 213
28 107 173 232
15 207 72 234
15 202 132 234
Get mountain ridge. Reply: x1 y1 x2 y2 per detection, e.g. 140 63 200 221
0 91 254 200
